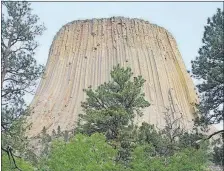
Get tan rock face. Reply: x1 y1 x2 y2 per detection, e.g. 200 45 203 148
27 17 199 137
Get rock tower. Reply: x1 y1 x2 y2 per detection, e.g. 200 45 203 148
27 17 199 137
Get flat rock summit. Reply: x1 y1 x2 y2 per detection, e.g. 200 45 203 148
27 17 199 137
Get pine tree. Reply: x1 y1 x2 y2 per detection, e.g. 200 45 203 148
1 1 45 168
191 8 224 133
1 1 45 126
78 64 150 140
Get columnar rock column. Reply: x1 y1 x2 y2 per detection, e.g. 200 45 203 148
27 17 199 137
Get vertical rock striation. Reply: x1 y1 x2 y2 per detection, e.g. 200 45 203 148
27 17 199 137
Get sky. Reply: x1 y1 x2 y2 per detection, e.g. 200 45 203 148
27 2 223 129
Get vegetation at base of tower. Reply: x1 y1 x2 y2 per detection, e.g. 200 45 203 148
35 128 211 171
0 64 215 170
75 65 211 168
21 65 211 170
130 145 210 171
191 8 224 133
1 1 46 169
38 133 126 171
136 116 207 158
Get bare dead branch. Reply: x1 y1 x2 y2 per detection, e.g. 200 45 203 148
2 146 22 171
207 130 224 140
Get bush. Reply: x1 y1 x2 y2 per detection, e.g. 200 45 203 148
39 133 125 171
130 145 209 171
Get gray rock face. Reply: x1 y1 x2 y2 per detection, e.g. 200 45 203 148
27 17 199 137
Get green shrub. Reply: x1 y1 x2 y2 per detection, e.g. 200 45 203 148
39 133 125 171
130 144 209 171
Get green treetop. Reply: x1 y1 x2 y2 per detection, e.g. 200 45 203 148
78 64 150 140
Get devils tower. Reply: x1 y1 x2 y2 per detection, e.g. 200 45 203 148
27 17 199 137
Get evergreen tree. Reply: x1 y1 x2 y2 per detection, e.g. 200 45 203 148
1 1 45 167
1 1 45 126
191 9 224 133
78 64 150 140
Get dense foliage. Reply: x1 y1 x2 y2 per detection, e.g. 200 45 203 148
130 145 209 171
37 131 210 171
38 133 125 171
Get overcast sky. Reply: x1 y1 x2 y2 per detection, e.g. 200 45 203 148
26 2 223 129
